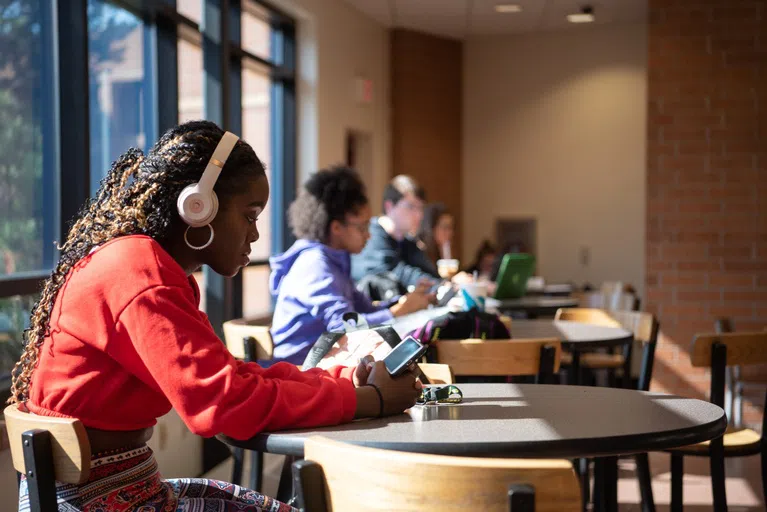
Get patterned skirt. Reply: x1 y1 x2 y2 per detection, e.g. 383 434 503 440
17 445 297 512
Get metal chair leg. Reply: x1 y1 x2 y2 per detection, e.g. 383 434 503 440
248 450 263 492
579 458 591 510
710 438 728 512
231 447 244 486
635 453 656 512
670 453 683 512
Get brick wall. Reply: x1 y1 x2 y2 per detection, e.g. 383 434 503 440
646 0 766 425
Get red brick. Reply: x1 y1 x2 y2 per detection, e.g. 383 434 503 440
664 304 710 316
710 306 754 318
709 273 754 287
677 290 721 302
723 261 767 273
679 201 722 214
709 246 754 260
678 261 722 272
661 272 708 287
723 291 767 302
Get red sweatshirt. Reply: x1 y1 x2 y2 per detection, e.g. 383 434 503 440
27 235 357 440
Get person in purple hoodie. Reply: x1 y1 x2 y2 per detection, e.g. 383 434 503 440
269 166 433 365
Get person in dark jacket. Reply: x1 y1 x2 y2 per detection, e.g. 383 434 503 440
270 166 432 365
351 175 440 288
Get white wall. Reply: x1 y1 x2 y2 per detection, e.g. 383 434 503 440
463 24 647 295
271 0 391 211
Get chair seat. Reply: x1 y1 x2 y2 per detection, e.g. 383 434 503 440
560 351 625 369
668 427 762 457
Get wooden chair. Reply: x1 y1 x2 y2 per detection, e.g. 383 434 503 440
715 318 767 429
430 338 561 384
222 315 274 491
417 363 454 384
665 331 767 512
4 403 90 512
292 436 581 511
590 310 660 512
555 308 632 387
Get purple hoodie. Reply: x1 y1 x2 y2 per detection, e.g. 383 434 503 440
269 239 395 365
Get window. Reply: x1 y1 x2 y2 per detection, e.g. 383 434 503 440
0 0 58 277
0 294 38 379
178 26 203 124
88 0 154 192
0 0 296 390
242 62 272 260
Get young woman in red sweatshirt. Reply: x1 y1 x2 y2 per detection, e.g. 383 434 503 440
9 120 419 511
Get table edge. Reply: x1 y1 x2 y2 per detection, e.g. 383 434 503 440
217 410 727 460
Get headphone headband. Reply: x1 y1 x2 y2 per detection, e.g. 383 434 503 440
197 131 240 194
176 130 241 230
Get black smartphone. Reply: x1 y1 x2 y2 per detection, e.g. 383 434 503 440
383 336 427 377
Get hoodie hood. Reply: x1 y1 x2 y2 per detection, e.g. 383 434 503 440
269 239 351 295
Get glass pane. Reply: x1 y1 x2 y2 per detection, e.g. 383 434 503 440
242 65 272 260
242 265 271 318
178 37 204 123
0 0 58 275
0 294 38 377
242 1 271 60
176 0 202 26
88 0 151 193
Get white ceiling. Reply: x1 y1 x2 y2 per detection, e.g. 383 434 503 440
341 0 647 40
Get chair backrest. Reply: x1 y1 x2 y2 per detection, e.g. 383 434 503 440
690 332 767 368
607 310 659 391
434 338 561 379
222 316 274 360
294 436 580 512
574 290 638 312
417 363 454 384
3 404 91 484
554 308 620 327
689 332 767 437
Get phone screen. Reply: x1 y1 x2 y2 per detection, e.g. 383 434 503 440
384 337 425 375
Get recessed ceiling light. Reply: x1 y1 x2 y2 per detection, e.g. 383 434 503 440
567 6 595 23
495 4 522 13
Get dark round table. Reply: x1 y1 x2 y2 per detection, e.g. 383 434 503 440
219 384 725 512
493 296 579 317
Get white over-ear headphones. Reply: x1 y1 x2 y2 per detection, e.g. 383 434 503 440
177 131 239 250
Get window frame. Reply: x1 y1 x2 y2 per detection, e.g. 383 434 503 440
0 0 297 407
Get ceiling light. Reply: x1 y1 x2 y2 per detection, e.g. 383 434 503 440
495 4 522 13
567 6 595 23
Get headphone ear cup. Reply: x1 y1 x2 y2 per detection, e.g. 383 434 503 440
178 184 217 227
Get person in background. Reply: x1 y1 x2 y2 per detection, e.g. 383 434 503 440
417 202 455 267
351 175 440 288
270 166 433 366
465 240 498 281
10 122 419 512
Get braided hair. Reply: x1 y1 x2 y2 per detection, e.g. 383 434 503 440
8 120 265 404
288 165 368 243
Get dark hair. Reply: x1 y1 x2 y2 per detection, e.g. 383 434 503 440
9 120 265 404
466 240 498 274
382 174 425 212
288 165 368 243
418 202 451 264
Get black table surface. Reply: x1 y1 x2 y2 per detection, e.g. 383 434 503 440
511 319 632 349
219 384 726 459
391 309 632 349
495 296 579 310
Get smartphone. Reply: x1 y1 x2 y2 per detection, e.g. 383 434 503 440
383 336 427 377
436 284 459 307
